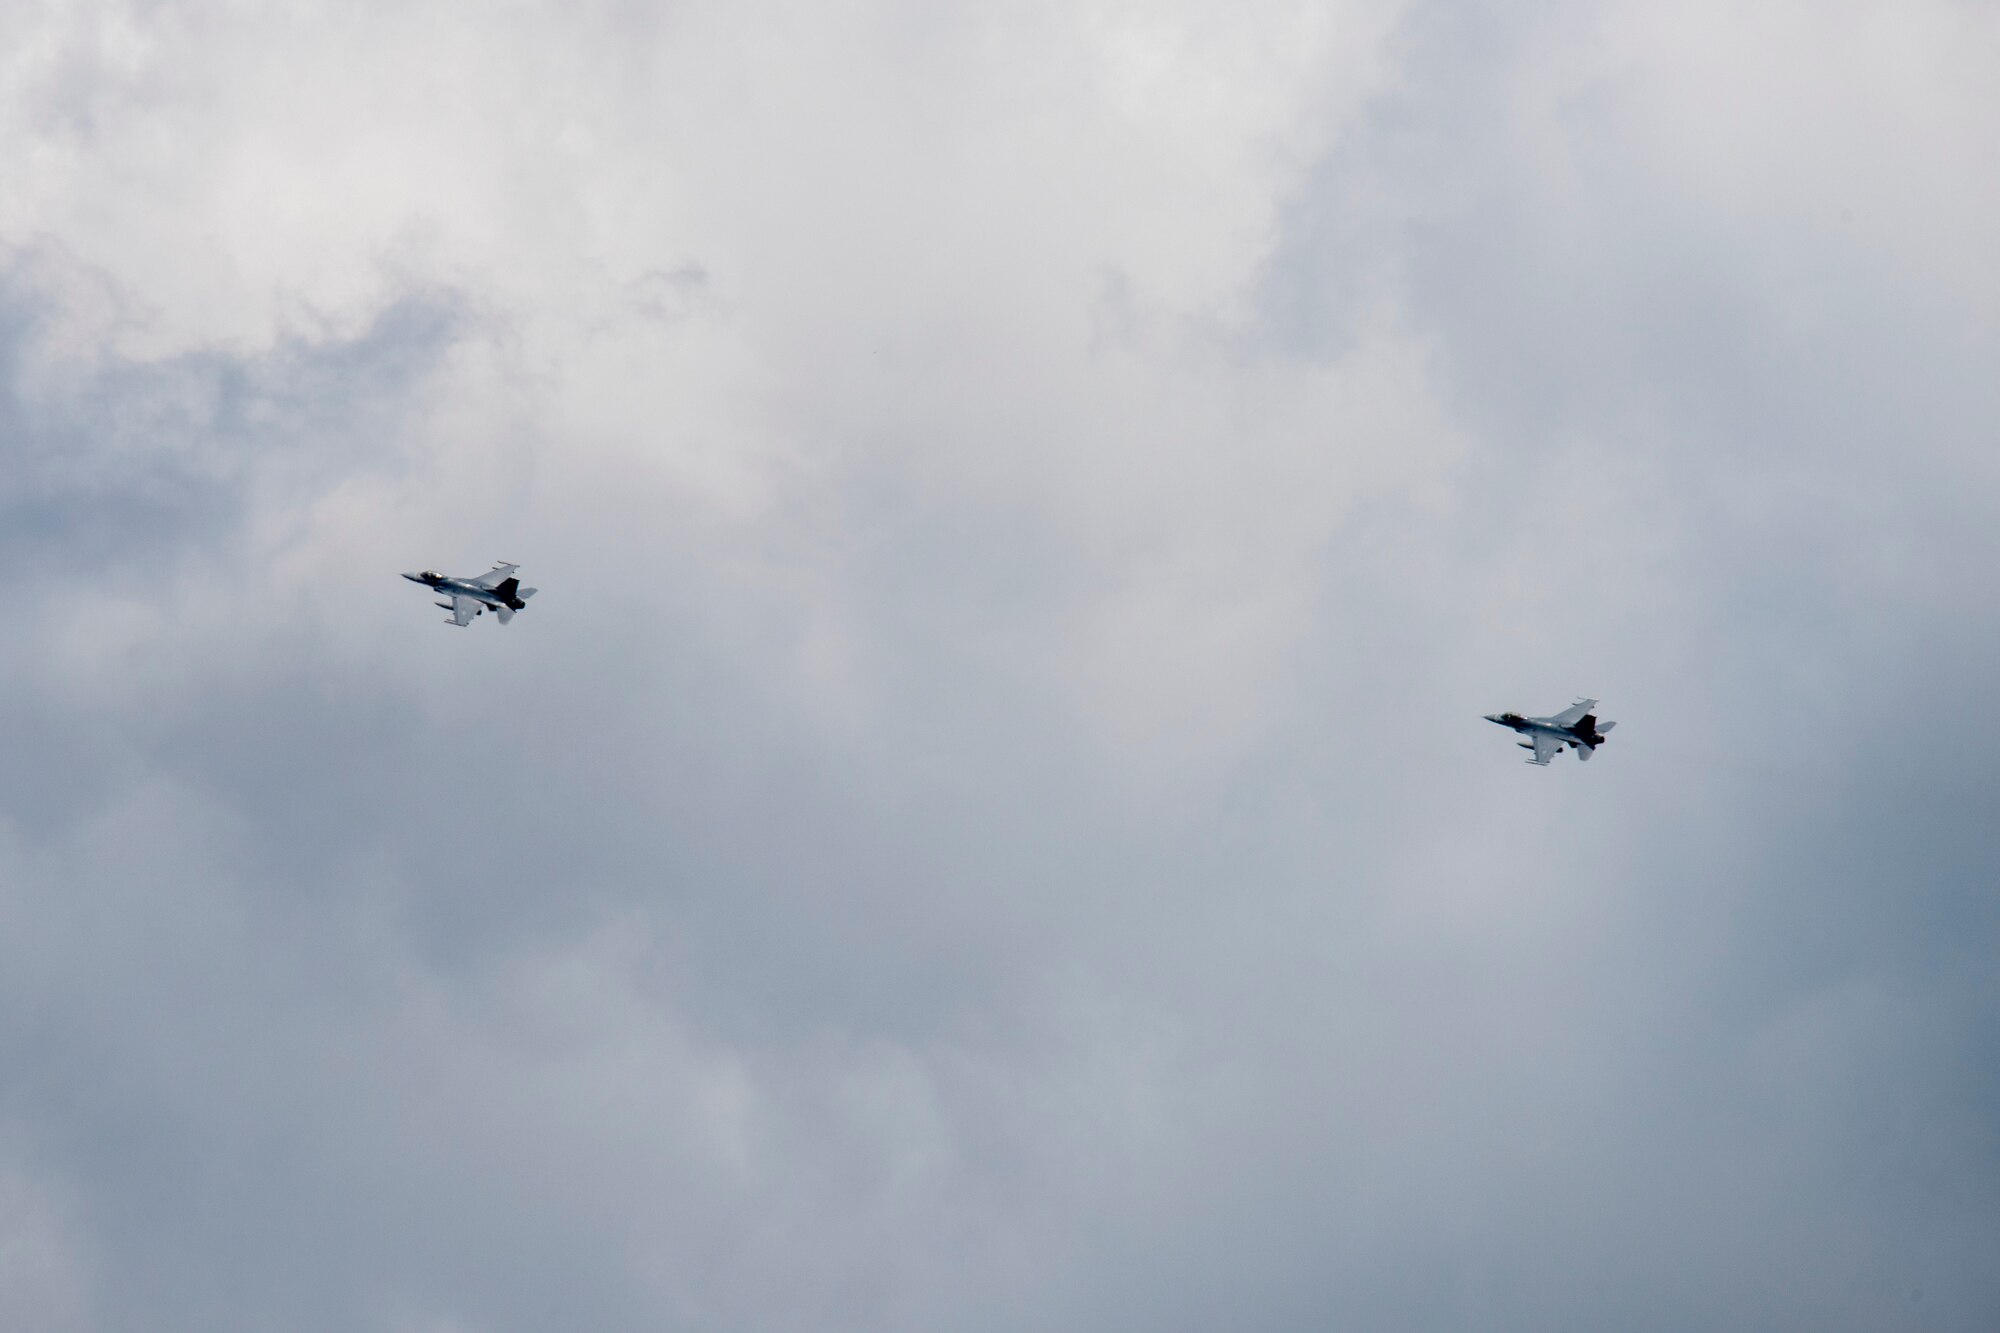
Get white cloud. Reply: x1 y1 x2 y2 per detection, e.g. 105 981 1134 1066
1597 0 2000 308
4 0 2000 1329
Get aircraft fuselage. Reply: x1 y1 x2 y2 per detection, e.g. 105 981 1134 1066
402 571 528 612
1484 708 1611 758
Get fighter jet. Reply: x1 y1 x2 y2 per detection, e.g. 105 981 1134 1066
1485 698 1615 765
402 563 538 626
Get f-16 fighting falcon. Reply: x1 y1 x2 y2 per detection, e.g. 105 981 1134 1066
402 563 538 626
1485 699 1616 765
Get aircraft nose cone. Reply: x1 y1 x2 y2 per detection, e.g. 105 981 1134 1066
402 572 425 583
1483 713 1504 724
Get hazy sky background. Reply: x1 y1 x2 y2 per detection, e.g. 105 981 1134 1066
3 1 1998 1329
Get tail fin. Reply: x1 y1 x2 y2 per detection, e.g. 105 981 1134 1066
493 577 520 601
496 605 516 625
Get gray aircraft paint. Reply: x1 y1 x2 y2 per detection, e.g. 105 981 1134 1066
1485 700 1617 764
402 565 538 626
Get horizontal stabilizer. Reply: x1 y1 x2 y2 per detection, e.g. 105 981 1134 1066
517 587 538 601
496 605 516 625
1576 744 1593 761
1597 720 1616 732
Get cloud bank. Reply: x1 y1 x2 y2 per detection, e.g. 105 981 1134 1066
2 0 1997 1328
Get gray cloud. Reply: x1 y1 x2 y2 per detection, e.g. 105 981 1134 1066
0 1 1996 1330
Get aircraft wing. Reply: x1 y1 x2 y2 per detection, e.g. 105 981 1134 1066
449 595 482 627
1527 733 1563 766
1548 698 1598 728
468 563 518 589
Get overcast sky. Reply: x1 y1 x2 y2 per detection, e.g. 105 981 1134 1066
3 1 1998 1329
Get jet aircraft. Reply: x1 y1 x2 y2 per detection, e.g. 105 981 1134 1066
403 563 538 626
1485 698 1615 765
